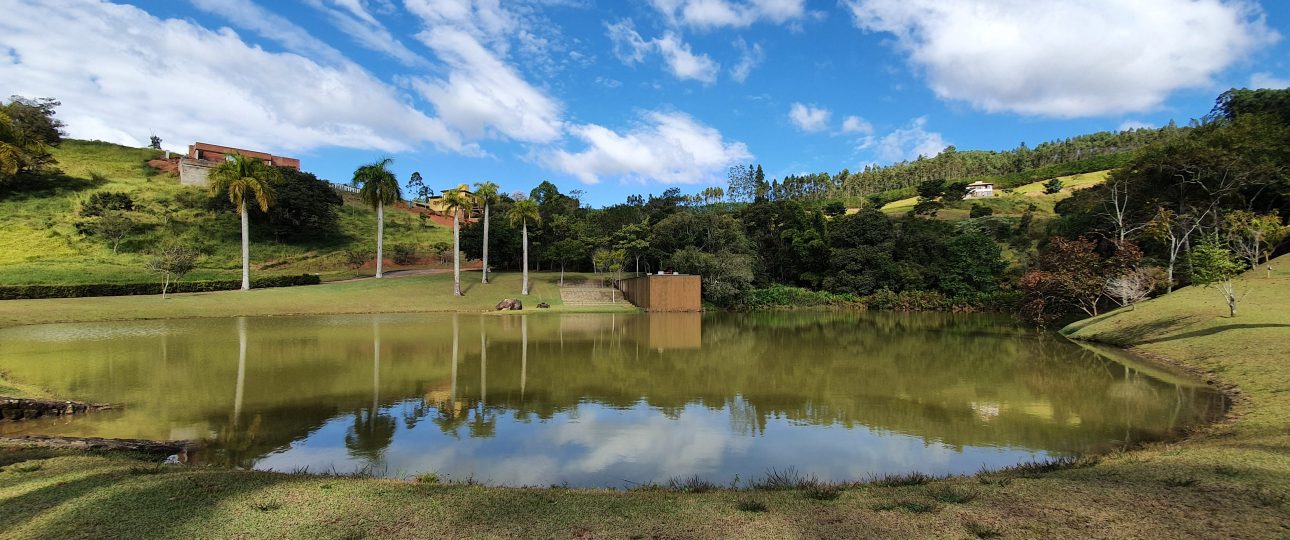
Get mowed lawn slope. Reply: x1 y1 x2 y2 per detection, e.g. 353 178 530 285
880 169 1111 219
0 262 1287 538
0 271 634 329
0 140 451 285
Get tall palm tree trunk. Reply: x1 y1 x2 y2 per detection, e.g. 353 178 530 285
521 221 529 295
240 203 250 291
453 211 462 296
481 203 490 284
376 204 385 278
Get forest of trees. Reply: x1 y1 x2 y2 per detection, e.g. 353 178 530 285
450 88 1288 316
5 88 1285 317
720 122 1190 207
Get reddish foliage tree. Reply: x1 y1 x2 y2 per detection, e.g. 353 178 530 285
1019 237 1143 323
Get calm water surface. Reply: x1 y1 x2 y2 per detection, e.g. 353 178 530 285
0 312 1225 487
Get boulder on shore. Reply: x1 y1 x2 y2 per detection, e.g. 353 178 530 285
495 299 523 311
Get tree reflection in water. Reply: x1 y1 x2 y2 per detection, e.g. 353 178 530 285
0 311 1228 484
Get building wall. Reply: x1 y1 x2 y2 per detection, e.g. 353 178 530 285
178 158 213 187
188 143 300 170
618 275 702 312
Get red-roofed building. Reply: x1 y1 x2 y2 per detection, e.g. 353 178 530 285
178 142 300 187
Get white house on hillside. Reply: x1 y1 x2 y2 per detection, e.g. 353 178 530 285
966 181 994 199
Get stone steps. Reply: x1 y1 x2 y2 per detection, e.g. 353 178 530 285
560 286 628 306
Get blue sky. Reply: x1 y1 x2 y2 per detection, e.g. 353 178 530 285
2 0 1288 206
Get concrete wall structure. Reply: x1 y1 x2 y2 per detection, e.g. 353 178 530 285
178 142 301 188
618 274 702 312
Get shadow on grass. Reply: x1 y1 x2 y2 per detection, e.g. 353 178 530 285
1141 324 1290 344
1083 315 1196 346
0 173 103 201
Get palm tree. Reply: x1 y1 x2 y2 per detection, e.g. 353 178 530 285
507 198 541 295
209 153 278 290
473 181 500 284
442 184 474 296
354 158 402 279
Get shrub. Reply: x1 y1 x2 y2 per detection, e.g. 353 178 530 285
0 274 320 300
80 191 134 217
869 471 933 487
969 204 994 218
864 289 953 311
667 475 719 493
738 285 864 310
391 244 418 265
735 498 768 512
1043 178 1064 194
344 249 370 269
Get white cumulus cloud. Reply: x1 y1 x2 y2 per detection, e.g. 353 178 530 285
0 0 468 155
844 0 1280 117
874 117 947 163
546 111 752 185
788 103 831 133
841 115 873 135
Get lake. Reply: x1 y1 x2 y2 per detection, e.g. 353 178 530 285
0 311 1225 487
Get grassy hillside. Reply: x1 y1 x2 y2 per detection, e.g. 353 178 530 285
880 169 1110 219
0 140 451 285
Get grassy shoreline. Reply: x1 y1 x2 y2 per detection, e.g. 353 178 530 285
0 270 636 330
0 263 1287 537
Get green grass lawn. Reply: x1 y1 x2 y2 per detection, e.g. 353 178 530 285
0 271 635 329
0 260 1287 538
0 140 452 285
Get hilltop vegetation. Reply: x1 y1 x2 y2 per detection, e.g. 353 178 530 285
0 139 450 285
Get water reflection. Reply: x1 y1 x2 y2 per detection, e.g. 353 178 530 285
0 312 1225 486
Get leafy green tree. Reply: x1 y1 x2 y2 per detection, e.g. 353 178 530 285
613 220 650 275
1189 235 1245 317
669 246 754 306
442 185 474 296
209 153 279 290
146 243 197 299
547 238 586 286
1043 178 1064 194
0 96 65 184
1224 211 1287 276
507 198 541 295
93 211 134 254
256 167 342 242
969 204 993 218
936 233 1006 298
408 171 428 200
474 181 500 283
354 158 402 279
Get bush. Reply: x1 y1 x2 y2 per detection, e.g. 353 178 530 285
738 285 863 310
0 274 320 300
344 249 370 269
391 244 418 265
969 204 994 218
1043 178 1064 194
864 289 954 311
80 191 134 217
